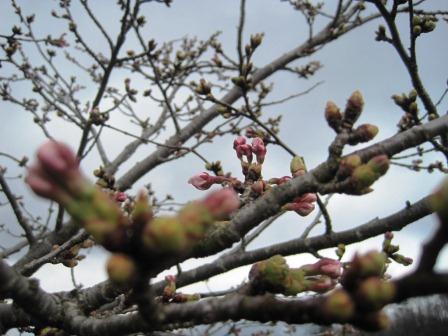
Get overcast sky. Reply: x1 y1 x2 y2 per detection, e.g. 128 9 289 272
0 0 447 310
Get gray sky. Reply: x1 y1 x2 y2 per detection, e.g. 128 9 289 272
0 0 447 298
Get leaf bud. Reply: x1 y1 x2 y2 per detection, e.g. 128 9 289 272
351 165 377 189
351 124 379 143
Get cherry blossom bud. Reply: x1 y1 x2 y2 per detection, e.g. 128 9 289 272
301 258 342 279
233 135 246 149
202 188 240 219
367 155 389 176
344 90 364 126
269 176 291 185
325 101 342 131
114 192 127 203
306 276 336 293
283 193 317 216
356 277 396 311
26 141 83 202
106 253 136 285
233 136 253 162
251 137 266 164
290 156 306 177
188 172 217 190
251 180 265 195
322 289 355 322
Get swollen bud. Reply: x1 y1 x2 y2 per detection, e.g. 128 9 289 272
322 289 355 322
356 277 396 311
290 156 306 177
250 33 264 49
350 124 379 144
367 155 389 176
106 253 136 285
325 101 342 132
337 155 362 179
351 165 377 190
344 91 364 126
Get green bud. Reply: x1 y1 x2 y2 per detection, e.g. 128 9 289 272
413 25 422 36
337 155 362 179
356 277 396 311
106 253 136 285
344 90 364 125
250 33 264 49
408 89 418 101
351 165 377 189
367 155 389 176
352 124 379 143
336 243 346 260
290 156 306 177
322 289 355 322
325 101 342 131
143 217 187 253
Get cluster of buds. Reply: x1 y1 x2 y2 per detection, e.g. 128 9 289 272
27 142 240 286
412 15 437 37
325 91 364 132
392 89 425 130
93 165 116 189
382 232 413 267
52 238 95 268
189 137 317 218
195 78 212 96
89 107 109 126
336 154 390 194
248 255 341 296
322 251 396 331
161 275 201 303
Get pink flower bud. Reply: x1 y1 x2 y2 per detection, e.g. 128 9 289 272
115 192 127 203
251 137 267 164
307 276 337 293
233 136 253 162
202 188 240 219
277 176 291 185
233 136 246 149
26 141 83 202
302 258 342 279
284 193 317 216
188 172 216 190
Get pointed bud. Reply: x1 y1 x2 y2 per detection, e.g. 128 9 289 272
131 189 153 227
250 33 263 49
251 137 266 164
325 101 342 131
344 91 364 126
106 253 136 285
290 156 306 177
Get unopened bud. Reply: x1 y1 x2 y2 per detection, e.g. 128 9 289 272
356 277 396 311
323 289 355 322
290 156 306 177
367 155 389 176
106 253 136 285
352 124 379 143
344 91 364 125
250 33 264 49
325 101 342 131
351 165 377 189
337 155 362 179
